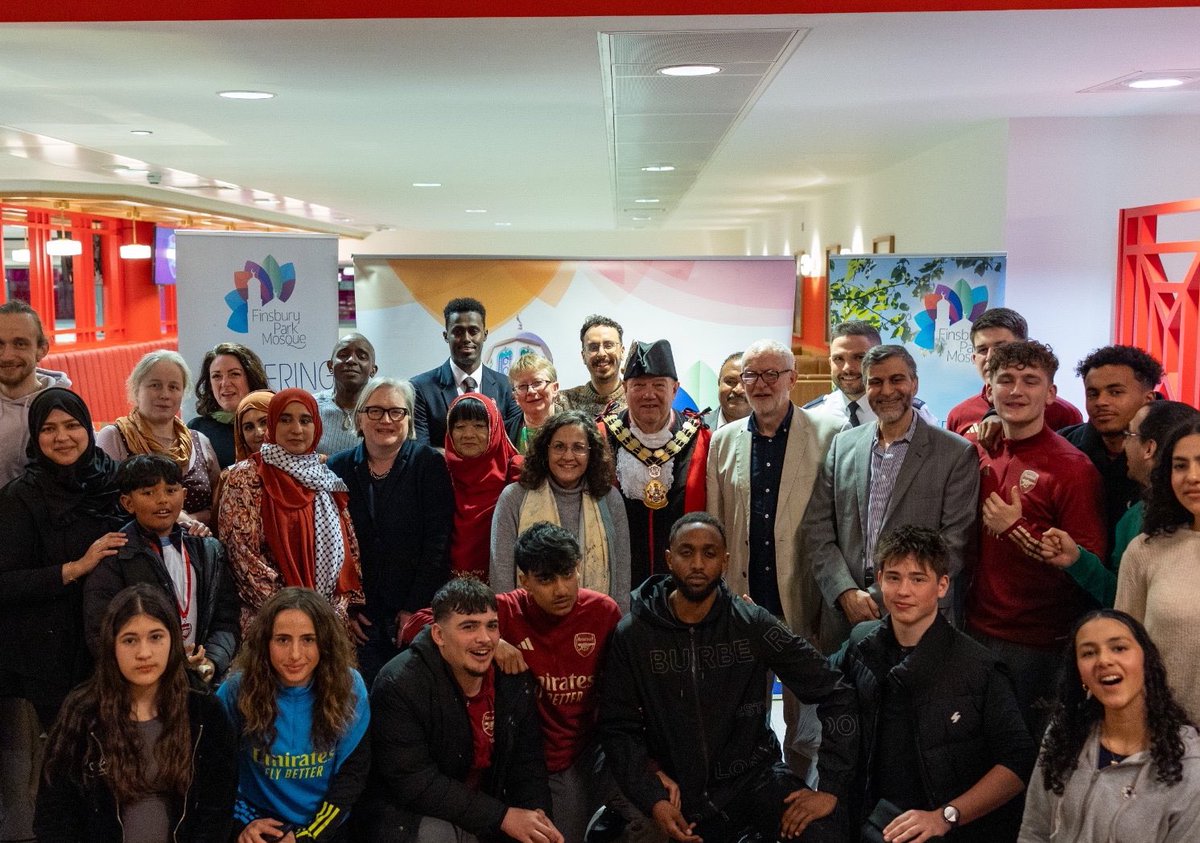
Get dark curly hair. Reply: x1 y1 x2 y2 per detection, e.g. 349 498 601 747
193 342 269 416
1142 419 1200 537
519 411 614 498
443 297 486 326
231 588 359 753
1038 609 1192 795
1075 345 1163 390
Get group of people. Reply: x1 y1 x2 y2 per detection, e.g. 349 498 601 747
0 292 1198 843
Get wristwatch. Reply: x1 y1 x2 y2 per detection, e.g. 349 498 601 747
942 804 960 828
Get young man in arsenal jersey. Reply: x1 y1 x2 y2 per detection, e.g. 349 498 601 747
404 523 622 842
964 340 1106 737
495 522 623 842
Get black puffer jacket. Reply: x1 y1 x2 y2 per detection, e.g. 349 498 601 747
831 614 1036 842
83 521 239 679
599 575 859 819
358 626 551 842
34 687 238 843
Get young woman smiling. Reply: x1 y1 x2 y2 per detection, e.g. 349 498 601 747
35 584 237 843
217 588 370 843
1020 610 1200 842
1116 419 1200 721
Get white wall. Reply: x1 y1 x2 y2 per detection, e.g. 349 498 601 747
795 121 1009 265
1005 115 1200 408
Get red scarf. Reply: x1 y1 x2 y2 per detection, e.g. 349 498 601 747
256 389 360 598
443 392 522 580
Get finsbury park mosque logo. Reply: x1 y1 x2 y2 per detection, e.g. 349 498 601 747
224 255 308 349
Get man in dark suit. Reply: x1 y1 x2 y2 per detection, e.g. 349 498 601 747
411 296 522 447
801 345 979 654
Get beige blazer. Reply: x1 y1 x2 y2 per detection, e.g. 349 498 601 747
706 405 840 637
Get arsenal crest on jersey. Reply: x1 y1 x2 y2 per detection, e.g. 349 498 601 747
574 632 596 656
1019 469 1039 492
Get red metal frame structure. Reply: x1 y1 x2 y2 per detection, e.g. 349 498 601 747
0 203 174 348
1115 198 1200 406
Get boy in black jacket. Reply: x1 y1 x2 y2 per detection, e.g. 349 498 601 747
82 454 238 682
361 577 563 843
832 525 1035 842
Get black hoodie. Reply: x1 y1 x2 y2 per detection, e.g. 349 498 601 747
599 574 859 819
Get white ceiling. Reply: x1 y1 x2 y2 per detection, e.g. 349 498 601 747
1 9 1199 238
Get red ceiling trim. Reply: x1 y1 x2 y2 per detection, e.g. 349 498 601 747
2 0 1195 23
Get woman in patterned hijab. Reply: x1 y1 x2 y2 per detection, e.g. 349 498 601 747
217 388 364 632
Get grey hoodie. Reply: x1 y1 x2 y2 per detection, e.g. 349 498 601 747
1019 725 1200 842
0 367 71 487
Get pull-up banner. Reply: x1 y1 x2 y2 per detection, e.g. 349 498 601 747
827 253 1007 423
175 231 340 415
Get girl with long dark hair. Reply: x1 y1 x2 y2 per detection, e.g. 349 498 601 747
1019 609 1200 841
217 587 370 843
35 584 237 842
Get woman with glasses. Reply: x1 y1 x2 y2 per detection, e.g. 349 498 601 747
490 410 631 613
507 353 562 453
327 376 454 685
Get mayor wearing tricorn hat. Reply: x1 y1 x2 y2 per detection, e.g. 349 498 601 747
600 339 711 588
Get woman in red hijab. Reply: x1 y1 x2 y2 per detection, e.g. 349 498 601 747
444 392 521 581
218 388 364 632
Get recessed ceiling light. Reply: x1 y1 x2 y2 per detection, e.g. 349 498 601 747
112 166 149 175
412 182 442 188
631 216 653 221
217 90 276 100
465 209 487 214
1126 77 1186 89
641 164 676 172
634 198 660 204
129 130 153 136
494 222 512 227
658 65 721 77
337 217 353 222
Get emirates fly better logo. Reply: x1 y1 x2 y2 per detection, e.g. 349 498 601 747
224 255 307 349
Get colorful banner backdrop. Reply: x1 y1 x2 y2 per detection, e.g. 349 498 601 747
352 256 798 414
827 254 1006 423
175 232 340 415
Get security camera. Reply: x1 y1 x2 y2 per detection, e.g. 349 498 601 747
147 172 162 185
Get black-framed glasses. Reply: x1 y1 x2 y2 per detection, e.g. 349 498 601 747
358 406 410 421
739 369 793 385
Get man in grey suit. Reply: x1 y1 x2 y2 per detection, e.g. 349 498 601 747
707 338 841 782
801 344 978 655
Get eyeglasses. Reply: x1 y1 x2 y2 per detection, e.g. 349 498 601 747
550 442 590 456
1122 430 1142 440
585 341 620 354
739 369 793 385
513 379 552 395
358 406 410 421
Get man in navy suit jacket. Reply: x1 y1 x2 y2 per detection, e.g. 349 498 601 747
411 296 522 446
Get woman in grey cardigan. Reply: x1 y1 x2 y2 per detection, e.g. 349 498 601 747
490 410 631 613
1019 609 1200 842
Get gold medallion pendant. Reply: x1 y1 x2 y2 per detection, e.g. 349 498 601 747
643 464 668 510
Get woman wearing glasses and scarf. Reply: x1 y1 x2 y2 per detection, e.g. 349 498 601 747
327 376 454 685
